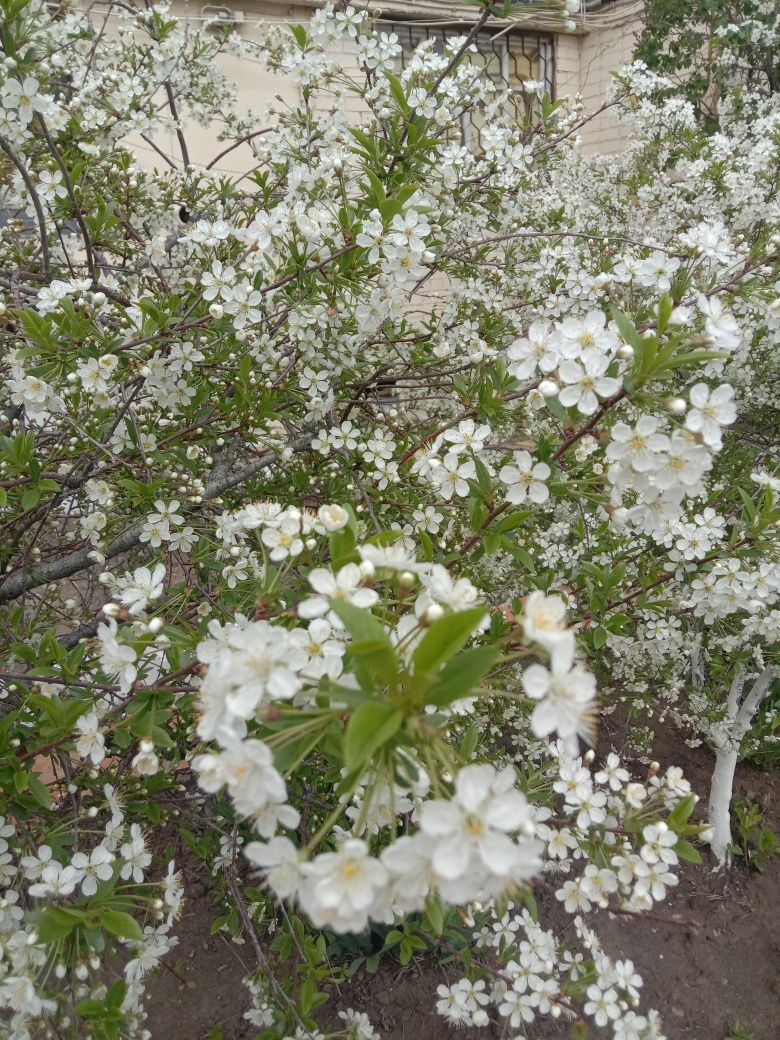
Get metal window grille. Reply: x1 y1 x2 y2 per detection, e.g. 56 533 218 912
383 23 554 149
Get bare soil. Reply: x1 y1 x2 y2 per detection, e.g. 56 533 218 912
145 722 780 1040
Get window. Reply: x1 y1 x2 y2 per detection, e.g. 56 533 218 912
383 23 554 149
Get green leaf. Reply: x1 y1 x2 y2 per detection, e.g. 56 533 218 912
27 772 52 809
413 607 488 675
299 976 315 1015
425 897 444 937
73 999 105 1017
501 538 537 573
36 905 84 943
668 793 697 828
674 839 702 864
521 888 538 922
290 24 308 48
656 293 673 333
459 723 478 761
343 702 403 773
329 525 357 568
495 510 532 534
738 488 757 523
425 646 499 707
100 910 143 941
592 626 608 649
348 637 398 678
611 306 641 350
329 600 390 646
317 682 373 709
483 530 501 555
106 979 127 1009
383 71 409 112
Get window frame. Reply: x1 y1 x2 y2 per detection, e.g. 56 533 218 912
380 22 555 149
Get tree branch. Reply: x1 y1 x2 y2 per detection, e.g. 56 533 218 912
36 113 97 282
0 134 52 278
0 437 311 604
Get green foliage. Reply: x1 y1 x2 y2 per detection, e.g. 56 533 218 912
636 0 779 118
724 1024 758 1040
729 795 779 871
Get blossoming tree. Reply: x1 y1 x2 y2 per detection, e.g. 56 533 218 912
0 0 778 1038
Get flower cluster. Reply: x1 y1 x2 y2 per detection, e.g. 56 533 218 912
0 0 777 1037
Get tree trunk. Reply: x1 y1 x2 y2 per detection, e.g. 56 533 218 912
708 740 738 866
706 666 779 867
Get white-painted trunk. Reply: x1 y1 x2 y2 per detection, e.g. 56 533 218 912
706 667 778 868
708 741 738 866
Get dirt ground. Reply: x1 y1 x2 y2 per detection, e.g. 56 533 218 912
145 722 780 1040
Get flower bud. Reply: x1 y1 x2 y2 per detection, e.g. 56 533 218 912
102 602 120 617
617 344 634 360
147 617 164 634
538 379 559 397
358 560 375 581
424 603 445 624
665 396 686 416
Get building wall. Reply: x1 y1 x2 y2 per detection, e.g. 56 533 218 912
555 2 645 154
138 1 309 174
123 0 644 172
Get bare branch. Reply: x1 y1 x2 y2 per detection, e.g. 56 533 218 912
0 134 52 277
0 437 311 605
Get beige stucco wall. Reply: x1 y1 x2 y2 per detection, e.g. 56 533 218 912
135 1 310 174
123 0 644 172
556 2 644 153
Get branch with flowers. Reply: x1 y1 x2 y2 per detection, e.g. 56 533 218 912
0 0 778 1038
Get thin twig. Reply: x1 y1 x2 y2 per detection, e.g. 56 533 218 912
0 134 52 277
